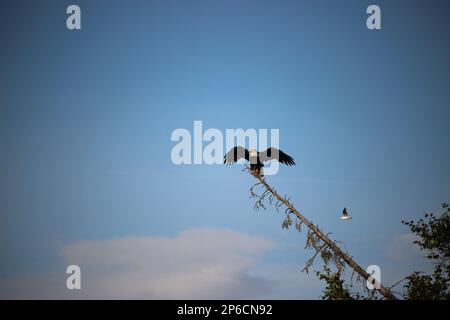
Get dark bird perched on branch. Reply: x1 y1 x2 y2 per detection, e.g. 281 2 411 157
224 146 295 176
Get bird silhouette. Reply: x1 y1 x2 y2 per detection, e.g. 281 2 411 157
224 146 295 176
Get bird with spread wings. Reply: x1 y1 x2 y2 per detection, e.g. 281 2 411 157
224 146 295 176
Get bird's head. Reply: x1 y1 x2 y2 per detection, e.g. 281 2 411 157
249 149 258 157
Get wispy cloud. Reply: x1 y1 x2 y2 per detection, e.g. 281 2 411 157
0 228 276 299
385 233 423 263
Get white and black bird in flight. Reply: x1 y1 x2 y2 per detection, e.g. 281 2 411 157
341 208 352 220
224 146 295 177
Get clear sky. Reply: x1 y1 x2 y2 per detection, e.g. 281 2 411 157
0 0 449 298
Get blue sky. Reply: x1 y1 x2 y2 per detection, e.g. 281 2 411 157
0 0 449 298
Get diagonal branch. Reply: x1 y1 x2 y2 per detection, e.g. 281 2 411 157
245 166 398 300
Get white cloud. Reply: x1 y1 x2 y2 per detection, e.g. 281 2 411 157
385 233 423 263
0 228 276 299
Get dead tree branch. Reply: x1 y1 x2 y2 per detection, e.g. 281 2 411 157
245 166 398 300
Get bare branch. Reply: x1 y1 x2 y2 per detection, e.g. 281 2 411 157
245 165 398 300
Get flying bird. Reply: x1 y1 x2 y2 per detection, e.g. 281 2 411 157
341 207 352 220
224 146 295 176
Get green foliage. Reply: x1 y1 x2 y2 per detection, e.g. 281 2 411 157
316 266 369 300
403 271 449 300
401 203 450 300
316 267 352 300
317 202 450 300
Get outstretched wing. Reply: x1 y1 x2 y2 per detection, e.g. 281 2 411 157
259 147 295 166
224 146 250 164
